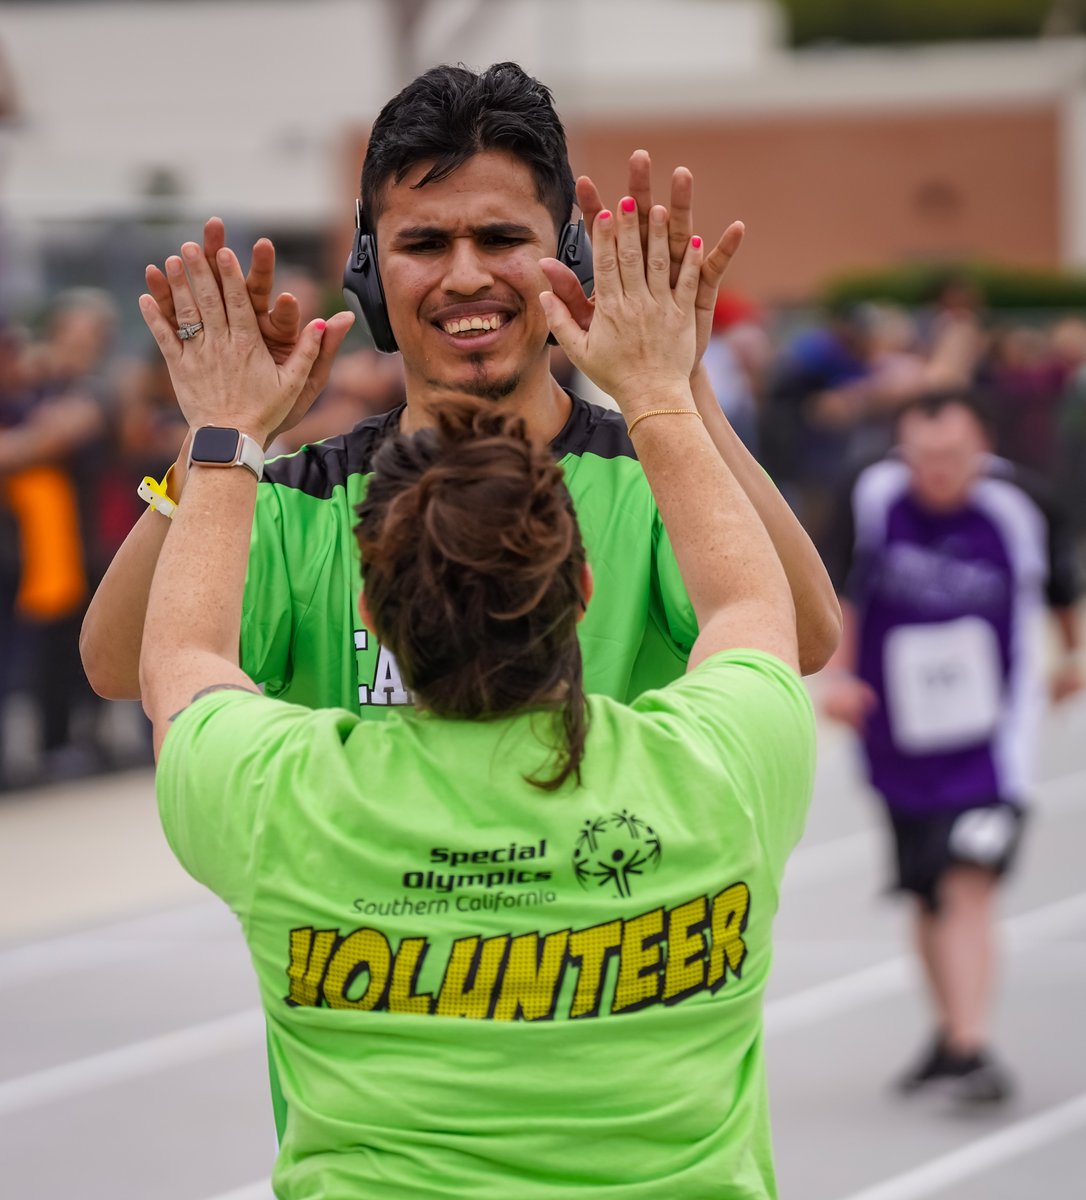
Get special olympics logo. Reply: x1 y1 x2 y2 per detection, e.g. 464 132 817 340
572 810 662 898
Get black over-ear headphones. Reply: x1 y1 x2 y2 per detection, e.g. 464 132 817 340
342 199 594 354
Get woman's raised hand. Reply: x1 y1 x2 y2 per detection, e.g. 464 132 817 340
539 198 701 421
574 153 745 369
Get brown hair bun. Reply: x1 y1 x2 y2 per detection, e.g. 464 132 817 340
356 402 588 789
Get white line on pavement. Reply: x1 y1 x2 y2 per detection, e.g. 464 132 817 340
3 887 1083 1117
783 762 1086 890
782 828 875 888
4 766 1083 993
0 899 227 991
836 1089 1086 1200
765 888 1086 1034
200 1185 274 1200
199 1046 1086 1200
0 1008 264 1118
3 768 1084 1119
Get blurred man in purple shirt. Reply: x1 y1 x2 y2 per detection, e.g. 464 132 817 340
822 390 1082 1105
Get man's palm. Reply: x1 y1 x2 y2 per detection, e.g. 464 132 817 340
145 218 352 442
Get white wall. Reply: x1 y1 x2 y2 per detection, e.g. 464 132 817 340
2 0 403 224
0 0 780 225
413 0 782 106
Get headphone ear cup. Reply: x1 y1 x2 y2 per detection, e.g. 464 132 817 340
547 221 594 347
342 230 398 354
557 220 594 297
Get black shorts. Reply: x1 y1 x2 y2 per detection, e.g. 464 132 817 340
885 800 1027 913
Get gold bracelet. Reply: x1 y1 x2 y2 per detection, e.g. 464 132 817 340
626 408 703 437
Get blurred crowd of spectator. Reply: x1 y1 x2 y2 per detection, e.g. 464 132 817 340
2 267 1085 789
0 272 405 788
758 276 1086 555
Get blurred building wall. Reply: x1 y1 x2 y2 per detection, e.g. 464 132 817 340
0 0 779 226
1 0 399 226
560 36 1086 299
340 33 1086 303
3 1 1086 306
570 106 1059 303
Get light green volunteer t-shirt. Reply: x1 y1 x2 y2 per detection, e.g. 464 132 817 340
158 650 814 1200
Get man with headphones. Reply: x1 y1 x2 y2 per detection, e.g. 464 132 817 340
83 62 838 708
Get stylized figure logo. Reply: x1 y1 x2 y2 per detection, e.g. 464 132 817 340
573 809 662 898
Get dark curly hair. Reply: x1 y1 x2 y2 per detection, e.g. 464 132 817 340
355 404 589 790
361 61 576 236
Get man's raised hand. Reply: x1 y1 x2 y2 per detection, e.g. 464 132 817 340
144 220 353 443
139 242 353 446
146 219 303 363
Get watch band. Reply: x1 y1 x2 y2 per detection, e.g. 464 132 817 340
188 426 265 481
232 432 265 480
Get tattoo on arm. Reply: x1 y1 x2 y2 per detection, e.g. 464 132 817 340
168 682 260 723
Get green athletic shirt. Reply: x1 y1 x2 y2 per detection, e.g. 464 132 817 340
157 649 815 1199
243 392 698 1142
242 393 697 713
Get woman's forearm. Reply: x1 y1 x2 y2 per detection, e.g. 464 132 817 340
141 466 256 680
139 460 262 758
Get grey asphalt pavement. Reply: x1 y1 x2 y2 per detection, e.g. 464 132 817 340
1 694 1084 1199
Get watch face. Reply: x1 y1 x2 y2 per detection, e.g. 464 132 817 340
192 426 241 464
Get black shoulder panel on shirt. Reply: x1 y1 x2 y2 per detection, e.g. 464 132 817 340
260 392 637 499
260 406 405 499
552 391 638 462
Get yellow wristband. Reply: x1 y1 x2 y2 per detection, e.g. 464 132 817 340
137 472 178 520
626 408 703 437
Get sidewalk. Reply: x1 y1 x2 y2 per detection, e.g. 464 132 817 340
0 767 204 942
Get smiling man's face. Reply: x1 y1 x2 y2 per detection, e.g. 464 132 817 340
374 150 561 404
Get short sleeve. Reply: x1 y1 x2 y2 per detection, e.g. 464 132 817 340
240 484 294 693
156 690 358 917
1011 469 1082 609
632 650 816 874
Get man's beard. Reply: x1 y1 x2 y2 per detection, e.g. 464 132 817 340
427 352 521 403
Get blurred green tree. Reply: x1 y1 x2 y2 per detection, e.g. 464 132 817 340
822 261 1086 310
776 0 1082 46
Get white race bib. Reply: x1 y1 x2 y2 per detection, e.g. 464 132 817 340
883 617 1003 753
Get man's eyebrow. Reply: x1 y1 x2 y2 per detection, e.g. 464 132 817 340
393 225 447 242
392 222 537 242
475 222 536 238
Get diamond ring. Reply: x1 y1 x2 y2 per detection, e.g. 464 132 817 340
177 321 204 340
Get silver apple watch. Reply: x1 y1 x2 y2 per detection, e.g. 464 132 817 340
188 426 265 481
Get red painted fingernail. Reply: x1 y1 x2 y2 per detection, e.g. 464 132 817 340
691 236 703 249
620 197 636 214
314 320 327 332
598 210 612 222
